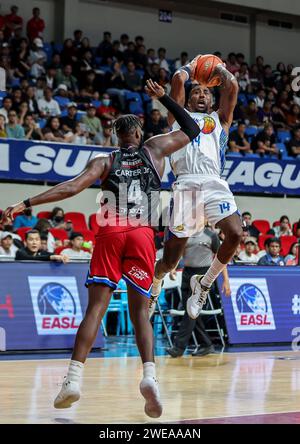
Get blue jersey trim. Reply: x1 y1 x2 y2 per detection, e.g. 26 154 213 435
85 275 118 289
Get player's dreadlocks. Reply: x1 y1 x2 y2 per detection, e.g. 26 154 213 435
113 114 143 136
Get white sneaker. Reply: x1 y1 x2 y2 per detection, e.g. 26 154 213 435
187 275 210 320
54 380 81 409
139 377 163 418
149 276 163 319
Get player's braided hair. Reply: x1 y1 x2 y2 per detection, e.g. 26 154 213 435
113 114 143 136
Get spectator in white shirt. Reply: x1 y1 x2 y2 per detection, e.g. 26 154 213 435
45 66 56 89
0 232 18 258
254 88 266 109
238 239 259 263
30 55 46 78
61 232 91 260
156 47 169 72
28 37 47 64
38 87 61 117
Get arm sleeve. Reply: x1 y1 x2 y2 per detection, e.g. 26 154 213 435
158 94 199 141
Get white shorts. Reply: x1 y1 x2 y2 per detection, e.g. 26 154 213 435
168 174 238 238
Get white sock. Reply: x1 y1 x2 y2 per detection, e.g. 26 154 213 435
143 362 156 379
66 360 84 384
201 257 226 289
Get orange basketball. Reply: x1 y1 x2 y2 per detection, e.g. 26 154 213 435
194 54 223 87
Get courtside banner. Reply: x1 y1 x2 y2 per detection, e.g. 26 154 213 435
218 266 300 344
0 262 104 350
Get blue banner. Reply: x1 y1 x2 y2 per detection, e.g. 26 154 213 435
0 138 299 194
218 266 300 345
0 262 104 351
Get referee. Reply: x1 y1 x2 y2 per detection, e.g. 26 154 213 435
166 225 230 357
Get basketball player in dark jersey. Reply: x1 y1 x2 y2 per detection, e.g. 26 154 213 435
2 80 200 419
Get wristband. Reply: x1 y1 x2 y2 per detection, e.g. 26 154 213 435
23 198 31 208
179 66 191 81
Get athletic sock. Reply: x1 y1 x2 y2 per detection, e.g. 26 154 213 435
143 362 156 379
201 256 227 289
65 360 84 384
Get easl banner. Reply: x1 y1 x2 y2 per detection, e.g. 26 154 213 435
0 139 299 194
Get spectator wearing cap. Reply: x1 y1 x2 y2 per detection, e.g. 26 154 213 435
257 238 285 266
27 7 45 42
16 230 68 263
286 127 300 158
4 5 23 39
54 84 70 111
228 121 252 154
95 120 117 146
61 232 92 260
238 238 258 263
13 207 38 230
81 104 103 141
29 38 46 65
38 87 61 118
5 109 25 139
0 232 18 258
55 64 78 97
60 102 78 132
97 93 117 124
251 123 279 157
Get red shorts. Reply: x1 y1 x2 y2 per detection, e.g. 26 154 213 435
86 226 156 298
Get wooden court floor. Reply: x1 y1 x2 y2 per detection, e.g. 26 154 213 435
1 350 300 424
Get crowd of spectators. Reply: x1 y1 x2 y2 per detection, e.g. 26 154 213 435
0 5 299 158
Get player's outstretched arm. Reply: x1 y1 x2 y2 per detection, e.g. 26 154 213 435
211 64 239 132
144 80 200 159
2 156 110 223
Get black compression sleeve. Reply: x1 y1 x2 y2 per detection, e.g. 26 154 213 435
158 94 199 141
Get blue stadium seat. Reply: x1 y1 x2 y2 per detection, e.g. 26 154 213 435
135 69 144 78
277 130 291 143
43 42 53 62
76 111 86 121
53 43 63 53
0 91 7 98
54 96 70 110
38 119 47 129
128 101 144 115
91 100 101 108
229 124 238 133
276 142 288 157
245 126 258 137
125 91 142 103
227 152 243 157
238 93 247 106
99 65 112 73
245 153 260 158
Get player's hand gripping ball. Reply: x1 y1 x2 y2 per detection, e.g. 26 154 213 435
194 54 224 87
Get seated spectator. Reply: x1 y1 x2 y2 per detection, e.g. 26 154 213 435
55 64 78 97
124 61 142 92
13 208 38 230
147 48 156 65
156 47 169 72
271 215 293 237
236 63 250 92
123 41 136 64
28 38 47 65
97 31 113 60
0 231 18 258
242 100 261 126
106 62 127 110
61 39 78 66
95 120 117 146
249 64 263 90
81 104 103 141
38 87 61 117
25 86 39 115
5 5 23 39
263 65 275 90
257 237 285 266
135 44 147 70
238 238 259 263
48 207 65 229
60 102 78 132
254 88 265 109
54 84 70 111
251 123 279 157
287 127 300 157
61 232 91 260
144 63 160 84
175 51 189 70
145 109 169 138
78 50 96 82
0 114 7 137
5 110 25 139
97 93 117 123
45 66 57 89
226 52 240 75
228 121 252 154
271 104 287 130
285 242 298 266
30 55 46 78
286 104 300 129
119 33 129 52
16 230 68 262
0 97 13 123
241 212 260 238
73 122 89 145
43 116 73 143
277 90 291 115
23 113 44 140
13 38 30 79
258 100 273 123
40 234 49 252
27 7 45 41
34 218 58 252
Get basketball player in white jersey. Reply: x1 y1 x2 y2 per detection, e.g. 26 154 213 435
149 57 243 320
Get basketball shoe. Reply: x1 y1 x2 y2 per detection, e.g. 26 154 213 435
187 275 210 319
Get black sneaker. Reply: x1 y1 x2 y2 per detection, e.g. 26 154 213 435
166 346 184 358
192 345 215 357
